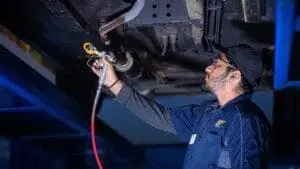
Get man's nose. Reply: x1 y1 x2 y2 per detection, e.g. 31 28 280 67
205 64 213 73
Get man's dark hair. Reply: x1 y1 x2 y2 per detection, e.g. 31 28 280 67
240 76 254 94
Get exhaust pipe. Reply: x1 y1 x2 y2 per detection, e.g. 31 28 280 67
99 0 145 39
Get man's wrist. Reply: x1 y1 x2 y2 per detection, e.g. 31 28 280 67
107 80 124 96
106 79 120 89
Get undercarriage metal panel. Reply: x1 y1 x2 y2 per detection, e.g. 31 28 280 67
128 0 191 25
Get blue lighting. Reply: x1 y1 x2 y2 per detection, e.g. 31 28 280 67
296 17 300 31
274 0 299 89
0 46 88 134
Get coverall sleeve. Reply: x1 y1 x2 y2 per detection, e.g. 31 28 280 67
114 84 200 139
225 113 269 169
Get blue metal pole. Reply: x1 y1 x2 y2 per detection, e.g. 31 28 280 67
287 81 300 87
274 0 296 89
295 16 300 32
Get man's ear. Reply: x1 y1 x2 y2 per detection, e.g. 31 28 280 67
228 70 242 81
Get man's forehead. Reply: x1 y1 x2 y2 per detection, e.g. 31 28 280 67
217 52 237 69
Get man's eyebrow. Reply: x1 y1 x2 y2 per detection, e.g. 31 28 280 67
218 56 228 63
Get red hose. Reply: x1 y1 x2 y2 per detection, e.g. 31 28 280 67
91 102 104 169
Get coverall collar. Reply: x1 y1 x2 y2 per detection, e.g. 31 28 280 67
210 93 252 111
221 93 252 110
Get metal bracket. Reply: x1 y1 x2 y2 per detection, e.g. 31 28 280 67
128 0 191 25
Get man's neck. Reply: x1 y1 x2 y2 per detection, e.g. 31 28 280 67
215 90 244 106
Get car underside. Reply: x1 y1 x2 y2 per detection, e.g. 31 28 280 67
0 0 275 108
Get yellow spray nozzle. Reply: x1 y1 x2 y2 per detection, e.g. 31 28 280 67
83 42 97 55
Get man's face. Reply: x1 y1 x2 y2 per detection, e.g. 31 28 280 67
204 53 235 92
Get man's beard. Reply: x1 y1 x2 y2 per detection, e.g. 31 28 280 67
204 73 228 93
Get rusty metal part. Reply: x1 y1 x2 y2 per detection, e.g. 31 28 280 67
131 79 204 92
115 51 143 80
241 0 262 22
127 0 190 25
170 34 177 52
156 70 205 80
154 62 206 80
124 27 159 55
115 51 134 72
185 0 205 47
99 0 145 39
205 0 223 45
99 17 125 38
160 35 168 56
154 86 203 95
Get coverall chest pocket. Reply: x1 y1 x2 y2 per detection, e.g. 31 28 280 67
196 130 222 162
205 130 220 145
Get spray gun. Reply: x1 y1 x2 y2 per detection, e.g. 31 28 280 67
83 41 143 169
83 42 110 169
83 42 112 104
83 42 117 65
83 42 142 80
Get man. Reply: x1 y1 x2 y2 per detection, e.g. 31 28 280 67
92 44 271 169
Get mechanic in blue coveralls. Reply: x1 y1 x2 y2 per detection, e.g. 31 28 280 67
92 44 271 169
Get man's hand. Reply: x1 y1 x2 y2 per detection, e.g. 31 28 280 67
92 58 124 96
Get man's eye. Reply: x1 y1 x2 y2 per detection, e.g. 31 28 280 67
213 60 219 65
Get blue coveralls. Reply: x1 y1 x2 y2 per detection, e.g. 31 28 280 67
115 85 271 169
